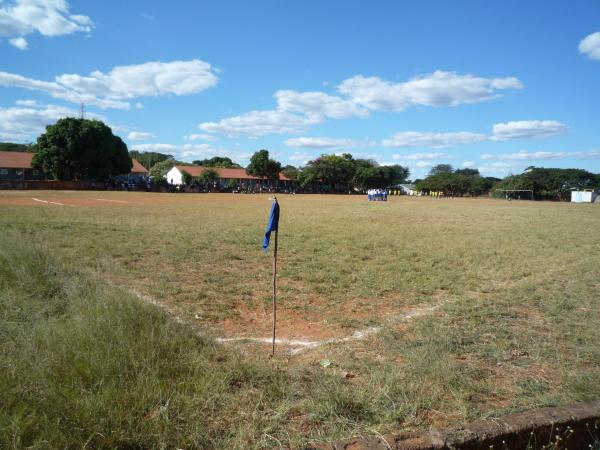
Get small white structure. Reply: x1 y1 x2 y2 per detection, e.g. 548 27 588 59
571 190 598 203
166 166 185 185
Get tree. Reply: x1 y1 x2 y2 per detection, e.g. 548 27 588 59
246 149 282 180
429 164 454 176
281 165 299 180
352 162 381 190
455 168 480 177
0 142 36 152
182 171 193 185
148 159 178 179
193 156 240 168
299 154 409 191
416 172 471 195
495 167 599 200
469 176 497 196
378 164 410 185
33 118 131 180
298 153 356 189
200 168 219 183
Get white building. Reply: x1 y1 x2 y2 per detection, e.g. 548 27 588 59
571 190 598 203
165 165 292 186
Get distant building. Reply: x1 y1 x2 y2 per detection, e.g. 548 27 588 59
571 190 598 203
0 151 43 180
131 159 148 177
165 165 292 188
0 151 148 181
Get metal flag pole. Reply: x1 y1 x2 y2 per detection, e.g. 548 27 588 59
271 196 278 357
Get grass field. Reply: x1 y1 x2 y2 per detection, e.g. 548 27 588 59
1 190 599 448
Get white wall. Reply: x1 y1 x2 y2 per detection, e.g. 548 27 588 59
166 166 183 185
571 191 598 203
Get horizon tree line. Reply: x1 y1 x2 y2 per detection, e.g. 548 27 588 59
3 118 600 198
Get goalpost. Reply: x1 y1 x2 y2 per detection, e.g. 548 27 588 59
493 189 534 200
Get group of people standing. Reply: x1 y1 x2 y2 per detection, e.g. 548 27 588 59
367 189 388 201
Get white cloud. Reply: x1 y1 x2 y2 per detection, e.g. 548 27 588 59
462 161 474 167
0 60 218 109
200 70 523 137
579 32 600 60
199 109 321 137
127 131 155 141
184 133 218 142
481 154 495 160
284 136 373 149
15 99 39 106
414 161 434 168
9 36 28 49
0 0 92 49
491 120 568 140
275 89 368 119
477 162 518 175
497 150 600 161
289 151 312 163
177 143 252 163
130 143 177 153
383 131 487 148
338 71 523 112
0 101 102 141
198 89 365 138
383 120 567 149
393 152 445 161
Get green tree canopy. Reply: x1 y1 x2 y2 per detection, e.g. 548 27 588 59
416 172 471 195
429 164 454 176
33 118 131 180
298 153 356 187
416 165 498 196
0 142 36 152
352 161 410 190
281 165 299 180
192 156 241 168
246 149 282 180
455 168 480 177
200 168 219 183
298 154 409 190
495 167 599 200
148 159 190 180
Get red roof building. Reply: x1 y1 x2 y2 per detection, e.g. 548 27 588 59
131 158 148 174
0 151 40 180
0 151 148 180
0 151 34 169
174 165 289 181
164 165 293 187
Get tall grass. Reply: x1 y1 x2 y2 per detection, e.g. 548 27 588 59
2 232 451 449
0 234 293 448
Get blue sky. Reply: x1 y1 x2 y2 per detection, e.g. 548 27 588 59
1 0 600 179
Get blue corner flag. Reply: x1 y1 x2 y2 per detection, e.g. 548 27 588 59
262 200 280 253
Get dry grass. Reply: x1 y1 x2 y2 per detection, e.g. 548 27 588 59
1 190 599 448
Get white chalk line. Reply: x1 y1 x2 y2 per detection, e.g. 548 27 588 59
96 198 129 203
32 197 64 206
100 272 446 356
217 301 444 355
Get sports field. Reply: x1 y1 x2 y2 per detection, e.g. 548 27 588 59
1 190 599 448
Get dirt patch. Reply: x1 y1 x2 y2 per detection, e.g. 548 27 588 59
219 300 344 341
